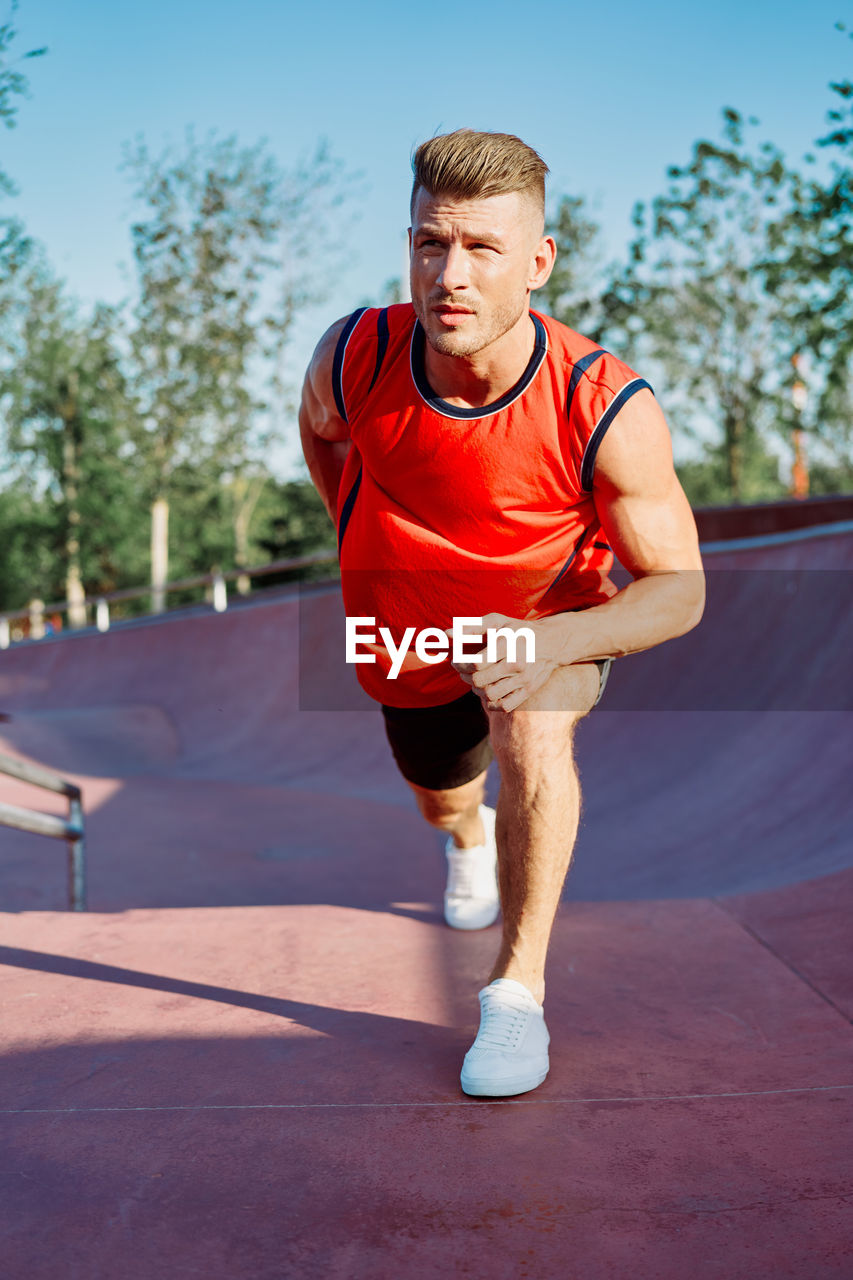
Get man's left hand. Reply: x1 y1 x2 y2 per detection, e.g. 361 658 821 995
445 612 561 713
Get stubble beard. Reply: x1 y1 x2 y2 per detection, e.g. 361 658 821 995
413 291 528 359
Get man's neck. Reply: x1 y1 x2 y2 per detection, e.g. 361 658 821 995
423 312 536 409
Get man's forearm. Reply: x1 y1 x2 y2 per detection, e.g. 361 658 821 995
539 570 706 666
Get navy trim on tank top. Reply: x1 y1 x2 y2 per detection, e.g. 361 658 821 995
541 524 595 598
368 308 390 393
331 307 368 423
580 378 653 491
337 465 362 554
566 348 606 418
410 312 548 420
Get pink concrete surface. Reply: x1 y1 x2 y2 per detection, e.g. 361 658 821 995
0 530 851 1278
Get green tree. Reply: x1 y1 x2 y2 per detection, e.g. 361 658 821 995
533 193 604 334
253 477 338 586
0 264 140 618
0 477 56 613
762 23 853 493
123 132 352 607
0 0 46 198
0 2 44 363
600 109 793 504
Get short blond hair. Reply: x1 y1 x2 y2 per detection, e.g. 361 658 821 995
411 129 548 218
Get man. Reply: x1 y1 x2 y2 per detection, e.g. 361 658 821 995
299 130 705 1098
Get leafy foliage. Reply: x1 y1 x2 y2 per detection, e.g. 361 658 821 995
0 1 46 197
0 262 144 610
599 108 796 503
533 193 604 334
252 478 338 585
760 24 853 488
122 131 354 587
2 17 852 617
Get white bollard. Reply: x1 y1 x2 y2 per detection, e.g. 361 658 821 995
212 573 228 613
29 598 45 640
0 618 9 649
96 599 110 633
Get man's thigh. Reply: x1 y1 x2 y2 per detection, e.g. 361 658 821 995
381 689 493 791
501 658 608 717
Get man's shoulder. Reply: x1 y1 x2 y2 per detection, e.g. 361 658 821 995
341 301 416 341
311 302 416 366
336 302 417 381
329 302 416 424
535 310 602 360
535 310 640 394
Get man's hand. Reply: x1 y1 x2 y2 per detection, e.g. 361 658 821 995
446 612 563 713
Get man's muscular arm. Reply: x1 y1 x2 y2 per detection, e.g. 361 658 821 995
298 317 351 524
456 390 705 711
539 388 705 665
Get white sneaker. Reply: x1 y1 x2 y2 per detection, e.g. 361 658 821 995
444 804 499 930
460 978 550 1097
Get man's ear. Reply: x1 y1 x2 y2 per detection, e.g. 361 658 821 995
529 235 556 291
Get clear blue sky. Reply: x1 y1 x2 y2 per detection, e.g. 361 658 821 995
2 0 850 469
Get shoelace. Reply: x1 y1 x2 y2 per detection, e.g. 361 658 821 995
474 993 531 1050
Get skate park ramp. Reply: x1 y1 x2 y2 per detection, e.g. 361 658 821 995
0 520 851 1278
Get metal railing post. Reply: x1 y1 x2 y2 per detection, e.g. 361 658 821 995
68 794 86 911
0 753 87 911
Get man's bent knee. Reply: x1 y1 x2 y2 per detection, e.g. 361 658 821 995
408 770 487 830
486 662 601 762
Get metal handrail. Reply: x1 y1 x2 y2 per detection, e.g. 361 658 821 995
0 752 86 910
0 549 340 646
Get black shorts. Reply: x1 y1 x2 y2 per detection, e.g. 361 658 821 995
381 658 612 791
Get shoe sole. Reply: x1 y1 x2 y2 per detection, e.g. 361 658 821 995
443 900 500 930
460 1065 549 1097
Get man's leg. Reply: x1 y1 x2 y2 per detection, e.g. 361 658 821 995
407 770 488 848
381 691 498 928
480 660 601 1005
409 770 500 928
454 661 601 1096
382 687 493 854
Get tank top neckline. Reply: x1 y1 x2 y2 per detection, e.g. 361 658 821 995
409 311 548 421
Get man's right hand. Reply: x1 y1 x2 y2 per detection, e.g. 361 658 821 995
298 317 352 524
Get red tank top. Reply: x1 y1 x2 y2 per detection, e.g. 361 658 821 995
331 304 651 707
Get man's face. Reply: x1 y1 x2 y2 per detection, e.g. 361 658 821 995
409 188 548 359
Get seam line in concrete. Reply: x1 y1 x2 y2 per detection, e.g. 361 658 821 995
3 1084 852 1115
711 897 853 1029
